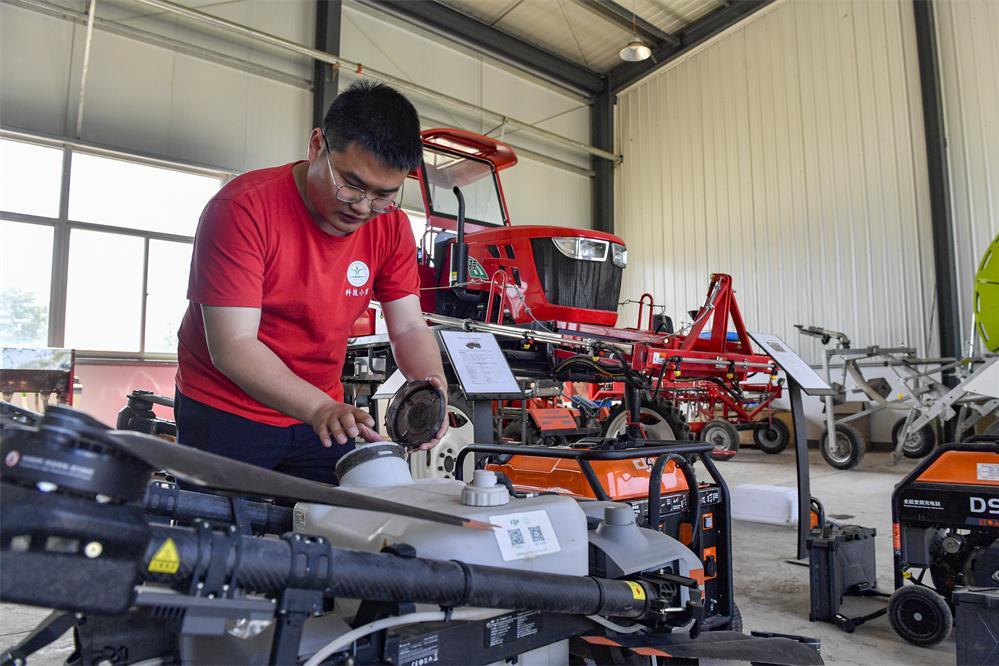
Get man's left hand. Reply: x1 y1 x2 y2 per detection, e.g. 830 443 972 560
415 374 449 451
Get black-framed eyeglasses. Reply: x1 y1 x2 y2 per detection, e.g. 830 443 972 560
322 135 403 214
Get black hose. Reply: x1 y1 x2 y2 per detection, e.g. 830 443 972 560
647 454 700 555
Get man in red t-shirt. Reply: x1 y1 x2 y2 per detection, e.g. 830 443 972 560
175 81 447 483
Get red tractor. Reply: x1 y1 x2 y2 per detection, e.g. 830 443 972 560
350 127 626 338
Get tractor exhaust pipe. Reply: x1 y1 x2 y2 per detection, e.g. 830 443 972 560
448 186 479 303
450 185 470 289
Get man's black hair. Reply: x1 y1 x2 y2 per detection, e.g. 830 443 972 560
322 81 422 172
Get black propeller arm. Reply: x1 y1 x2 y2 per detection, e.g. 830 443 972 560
106 430 493 530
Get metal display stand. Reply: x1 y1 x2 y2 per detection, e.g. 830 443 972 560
749 332 836 560
787 378 812 560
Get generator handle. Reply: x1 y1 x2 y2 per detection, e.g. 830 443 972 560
455 442 715 481
648 453 700 555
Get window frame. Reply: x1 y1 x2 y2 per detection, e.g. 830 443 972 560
0 129 233 362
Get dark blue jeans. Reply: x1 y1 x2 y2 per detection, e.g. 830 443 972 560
174 390 353 485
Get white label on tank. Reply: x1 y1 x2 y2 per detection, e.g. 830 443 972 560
978 464 999 481
491 510 561 561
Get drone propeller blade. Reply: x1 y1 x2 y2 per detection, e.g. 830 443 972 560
107 431 493 530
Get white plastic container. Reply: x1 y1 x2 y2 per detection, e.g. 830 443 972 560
731 484 800 526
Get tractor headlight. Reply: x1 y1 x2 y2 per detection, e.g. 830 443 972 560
552 237 609 262
612 243 627 268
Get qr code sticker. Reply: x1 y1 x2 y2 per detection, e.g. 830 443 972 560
528 526 545 544
508 529 525 546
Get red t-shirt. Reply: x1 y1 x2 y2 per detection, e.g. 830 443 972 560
176 162 418 426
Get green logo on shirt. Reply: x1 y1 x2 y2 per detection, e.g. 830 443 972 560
347 260 370 287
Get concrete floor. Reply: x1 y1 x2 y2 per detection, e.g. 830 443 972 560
1 447 955 665
716 446 954 666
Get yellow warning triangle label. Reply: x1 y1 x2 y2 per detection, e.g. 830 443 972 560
148 538 180 574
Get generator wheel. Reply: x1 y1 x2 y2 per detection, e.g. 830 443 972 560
753 418 790 454
888 585 953 647
727 601 743 632
601 397 691 442
703 419 741 460
819 423 865 469
892 417 936 459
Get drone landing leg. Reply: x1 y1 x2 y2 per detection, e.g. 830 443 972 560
1 610 77 665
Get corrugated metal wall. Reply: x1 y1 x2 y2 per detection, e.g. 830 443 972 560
936 0 999 346
615 0 937 363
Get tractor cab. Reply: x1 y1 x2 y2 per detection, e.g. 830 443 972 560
411 128 627 327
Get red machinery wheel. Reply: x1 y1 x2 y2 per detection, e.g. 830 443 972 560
753 418 790 454
703 419 741 460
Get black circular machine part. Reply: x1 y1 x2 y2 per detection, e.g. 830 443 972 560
1 405 152 503
385 380 447 448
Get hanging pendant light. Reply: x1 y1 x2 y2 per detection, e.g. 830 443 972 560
619 38 651 62
619 0 651 62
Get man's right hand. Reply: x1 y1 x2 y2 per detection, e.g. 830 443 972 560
310 400 381 447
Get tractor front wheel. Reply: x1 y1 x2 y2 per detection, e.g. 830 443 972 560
601 397 691 442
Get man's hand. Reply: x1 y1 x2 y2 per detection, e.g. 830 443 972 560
414 375 449 451
310 400 382 447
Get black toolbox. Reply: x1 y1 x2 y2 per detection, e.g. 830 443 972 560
807 525 878 622
954 587 999 666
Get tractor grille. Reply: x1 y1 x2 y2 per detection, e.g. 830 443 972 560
530 239 623 312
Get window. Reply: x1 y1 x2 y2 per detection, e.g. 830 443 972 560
422 148 504 226
69 154 220 236
0 132 226 358
65 230 145 352
405 209 427 249
0 138 63 218
145 240 195 353
0 221 53 348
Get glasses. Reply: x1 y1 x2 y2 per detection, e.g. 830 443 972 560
322 135 402 214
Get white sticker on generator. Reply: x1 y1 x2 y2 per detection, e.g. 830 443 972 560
978 463 999 481
491 510 561 561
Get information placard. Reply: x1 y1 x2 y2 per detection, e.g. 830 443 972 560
439 330 521 399
748 331 835 396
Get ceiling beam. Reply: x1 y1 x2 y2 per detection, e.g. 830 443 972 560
575 0 680 47
313 0 343 127
609 0 773 93
357 0 605 97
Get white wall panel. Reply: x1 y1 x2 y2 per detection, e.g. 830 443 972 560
616 0 935 363
936 0 999 345
0 2 311 173
0 6 77 138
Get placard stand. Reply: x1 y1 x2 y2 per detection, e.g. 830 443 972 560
748 332 836 560
788 377 811 560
